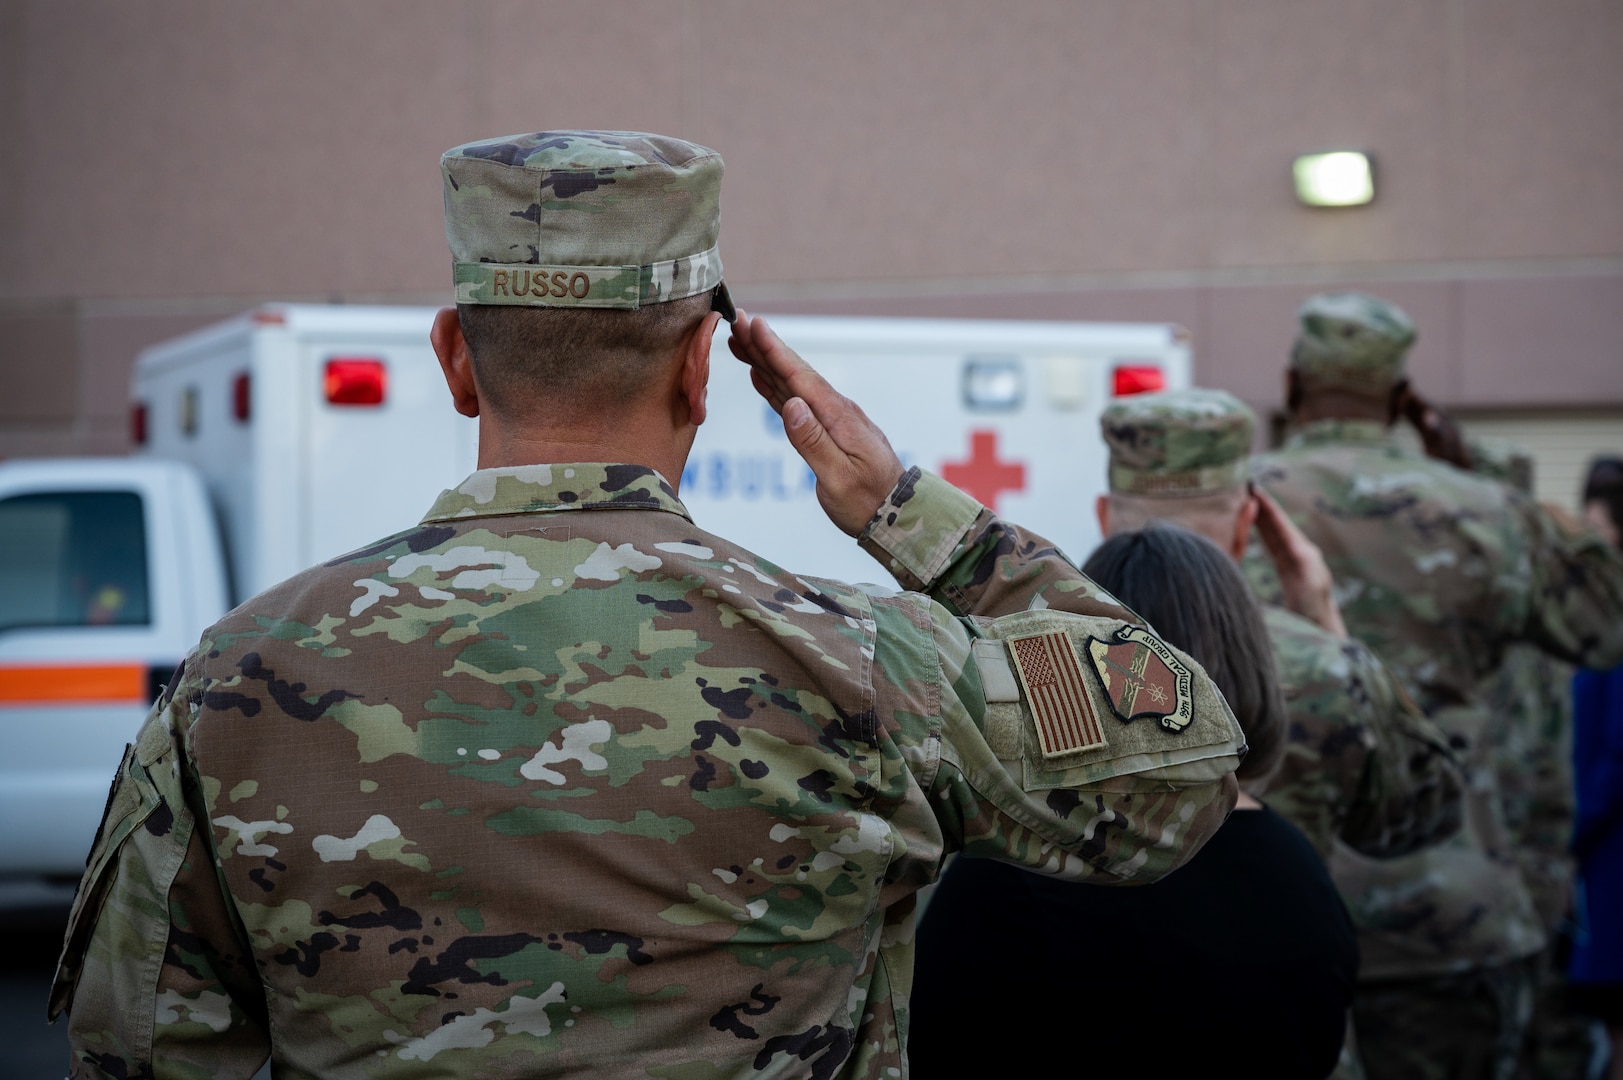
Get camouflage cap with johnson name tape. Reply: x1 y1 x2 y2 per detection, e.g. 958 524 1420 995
441 130 730 313
1101 388 1257 497
1290 291 1416 391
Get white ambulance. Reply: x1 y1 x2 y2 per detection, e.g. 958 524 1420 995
0 304 1189 896
684 315 1191 584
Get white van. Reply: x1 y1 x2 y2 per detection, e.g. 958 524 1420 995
1 304 477 894
0 458 226 891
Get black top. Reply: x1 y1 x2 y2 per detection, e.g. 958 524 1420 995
907 806 1358 1079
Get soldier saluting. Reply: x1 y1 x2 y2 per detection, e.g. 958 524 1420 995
1095 387 1463 860
53 131 1244 1078
1247 292 1623 1079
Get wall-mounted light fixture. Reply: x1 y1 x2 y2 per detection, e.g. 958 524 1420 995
1293 151 1375 207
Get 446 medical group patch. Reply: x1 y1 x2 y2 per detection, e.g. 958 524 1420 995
1085 626 1195 732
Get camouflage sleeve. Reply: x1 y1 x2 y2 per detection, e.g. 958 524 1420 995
858 468 1138 622
1335 642 1464 858
1514 493 1623 670
51 656 269 1078
1259 606 1461 859
1483 646 1575 931
861 469 1244 883
925 603 1242 882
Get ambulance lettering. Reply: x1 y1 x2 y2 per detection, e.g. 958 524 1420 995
682 453 817 501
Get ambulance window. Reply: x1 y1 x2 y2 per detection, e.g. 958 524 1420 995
962 357 1023 410
0 491 150 631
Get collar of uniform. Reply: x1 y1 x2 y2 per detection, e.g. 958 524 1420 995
420 463 691 523
1283 418 1396 452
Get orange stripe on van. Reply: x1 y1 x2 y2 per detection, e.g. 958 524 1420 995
0 664 148 704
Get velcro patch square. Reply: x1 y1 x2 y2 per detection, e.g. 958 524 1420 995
1007 631 1108 757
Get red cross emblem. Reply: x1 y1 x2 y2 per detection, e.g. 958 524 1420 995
940 430 1026 511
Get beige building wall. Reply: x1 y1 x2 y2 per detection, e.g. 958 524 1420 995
2 0 1620 470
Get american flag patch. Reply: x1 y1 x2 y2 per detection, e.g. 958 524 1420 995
1007 631 1108 757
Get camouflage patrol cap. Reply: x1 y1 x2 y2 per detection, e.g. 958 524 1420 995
441 130 727 311
1101 388 1256 497
1291 292 1416 391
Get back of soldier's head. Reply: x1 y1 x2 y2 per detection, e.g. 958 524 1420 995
1098 388 1256 541
1290 292 1415 401
440 130 732 417
1082 522 1286 788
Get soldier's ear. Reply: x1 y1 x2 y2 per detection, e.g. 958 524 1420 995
678 310 723 428
431 307 480 419
1095 495 1111 536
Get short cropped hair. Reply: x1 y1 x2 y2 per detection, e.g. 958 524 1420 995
457 293 712 418
1083 522 1287 789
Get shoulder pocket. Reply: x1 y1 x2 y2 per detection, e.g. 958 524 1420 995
974 611 1245 791
48 742 163 1019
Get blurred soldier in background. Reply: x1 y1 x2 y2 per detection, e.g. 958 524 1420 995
1248 292 1623 1079
1467 437 1577 939
1096 387 1461 861
1098 386 1465 1080
1468 437 1587 1080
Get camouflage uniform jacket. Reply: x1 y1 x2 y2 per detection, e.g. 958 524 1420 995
1249 420 1623 979
1482 646 1575 936
54 464 1243 1080
1462 448 1577 936
1249 420 1623 713
1261 604 1460 862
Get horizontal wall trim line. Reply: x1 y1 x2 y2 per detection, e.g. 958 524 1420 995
1 257 1620 317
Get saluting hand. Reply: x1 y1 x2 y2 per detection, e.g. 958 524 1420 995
1253 485 1349 639
1396 385 1473 470
728 310 905 536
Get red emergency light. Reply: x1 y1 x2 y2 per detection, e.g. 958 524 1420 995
1112 365 1166 396
131 403 148 445
232 373 251 423
324 358 387 406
